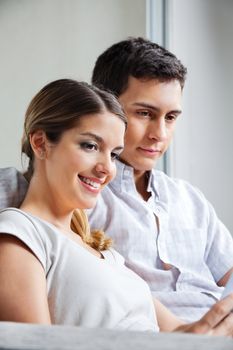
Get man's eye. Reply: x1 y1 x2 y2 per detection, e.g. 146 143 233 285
80 142 98 151
111 152 120 161
166 115 177 122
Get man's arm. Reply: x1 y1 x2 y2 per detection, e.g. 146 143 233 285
204 200 233 285
217 267 233 287
175 294 233 336
155 295 233 336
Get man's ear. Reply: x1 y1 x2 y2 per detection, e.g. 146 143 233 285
29 130 47 159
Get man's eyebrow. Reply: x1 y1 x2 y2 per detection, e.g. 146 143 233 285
133 102 160 111
132 102 182 115
169 109 182 115
114 146 124 152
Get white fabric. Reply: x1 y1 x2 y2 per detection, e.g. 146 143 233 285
0 208 158 332
88 160 233 322
0 167 28 209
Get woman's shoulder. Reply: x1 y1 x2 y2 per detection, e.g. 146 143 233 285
0 207 40 230
0 208 49 270
0 207 49 248
0 208 57 247
0 207 32 223
102 247 125 265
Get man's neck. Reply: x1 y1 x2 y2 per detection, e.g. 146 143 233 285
134 170 151 201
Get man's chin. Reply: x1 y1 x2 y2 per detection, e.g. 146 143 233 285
120 155 160 172
133 160 158 173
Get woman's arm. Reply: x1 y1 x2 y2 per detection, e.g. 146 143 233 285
0 234 51 323
153 298 185 332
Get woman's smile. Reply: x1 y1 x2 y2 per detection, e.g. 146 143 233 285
78 175 105 193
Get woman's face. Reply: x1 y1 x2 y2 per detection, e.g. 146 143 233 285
42 112 125 211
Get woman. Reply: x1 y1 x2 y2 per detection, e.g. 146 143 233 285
0 79 232 335
0 79 159 331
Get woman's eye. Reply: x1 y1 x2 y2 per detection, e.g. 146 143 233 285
80 142 98 151
137 110 151 117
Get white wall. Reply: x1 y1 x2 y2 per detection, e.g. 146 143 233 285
168 0 233 233
0 0 146 169
1 0 232 234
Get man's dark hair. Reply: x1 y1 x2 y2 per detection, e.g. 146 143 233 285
92 37 187 97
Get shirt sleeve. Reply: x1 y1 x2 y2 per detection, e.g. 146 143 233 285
0 168 28 209
204 200 233 282
0 208 47 271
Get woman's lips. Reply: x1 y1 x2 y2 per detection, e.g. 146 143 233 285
78 175 105 194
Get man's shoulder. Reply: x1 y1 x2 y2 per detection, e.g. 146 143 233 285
0 167 28 209
99 170 204 201
0 166 27 189
153 170 206 202
0 166 22 179
154 169 200 189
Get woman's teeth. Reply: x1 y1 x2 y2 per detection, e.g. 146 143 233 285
79 176 100 189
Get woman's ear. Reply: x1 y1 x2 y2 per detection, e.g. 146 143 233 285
29 130 47 160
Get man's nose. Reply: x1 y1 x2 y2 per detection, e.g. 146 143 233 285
147 119 167 141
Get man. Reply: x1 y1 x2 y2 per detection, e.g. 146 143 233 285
87 37 233 322
1 37 233 334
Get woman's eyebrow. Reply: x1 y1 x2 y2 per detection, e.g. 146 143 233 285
80 132 124 151
79 132 103 143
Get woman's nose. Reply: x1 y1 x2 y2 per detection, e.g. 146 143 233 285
95 155 114 176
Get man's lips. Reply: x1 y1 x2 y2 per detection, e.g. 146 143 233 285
138 147 162 155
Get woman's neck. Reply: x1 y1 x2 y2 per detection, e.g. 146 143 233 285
20 176 73 232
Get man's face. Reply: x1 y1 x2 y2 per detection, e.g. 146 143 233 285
118 77 182 174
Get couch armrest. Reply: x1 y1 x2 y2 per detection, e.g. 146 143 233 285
0 322 232 350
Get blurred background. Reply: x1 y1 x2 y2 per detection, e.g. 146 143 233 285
0 0 232 233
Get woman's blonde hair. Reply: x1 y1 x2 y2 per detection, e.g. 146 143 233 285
71 210 112 251
21 79 126 251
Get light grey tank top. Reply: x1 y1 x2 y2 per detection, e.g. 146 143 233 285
0 208 159 332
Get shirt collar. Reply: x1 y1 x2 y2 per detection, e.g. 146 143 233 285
111 160 160 199
146 168 160 199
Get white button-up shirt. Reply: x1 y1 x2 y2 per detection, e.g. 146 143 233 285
88 160 233 322
0 167 28 209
